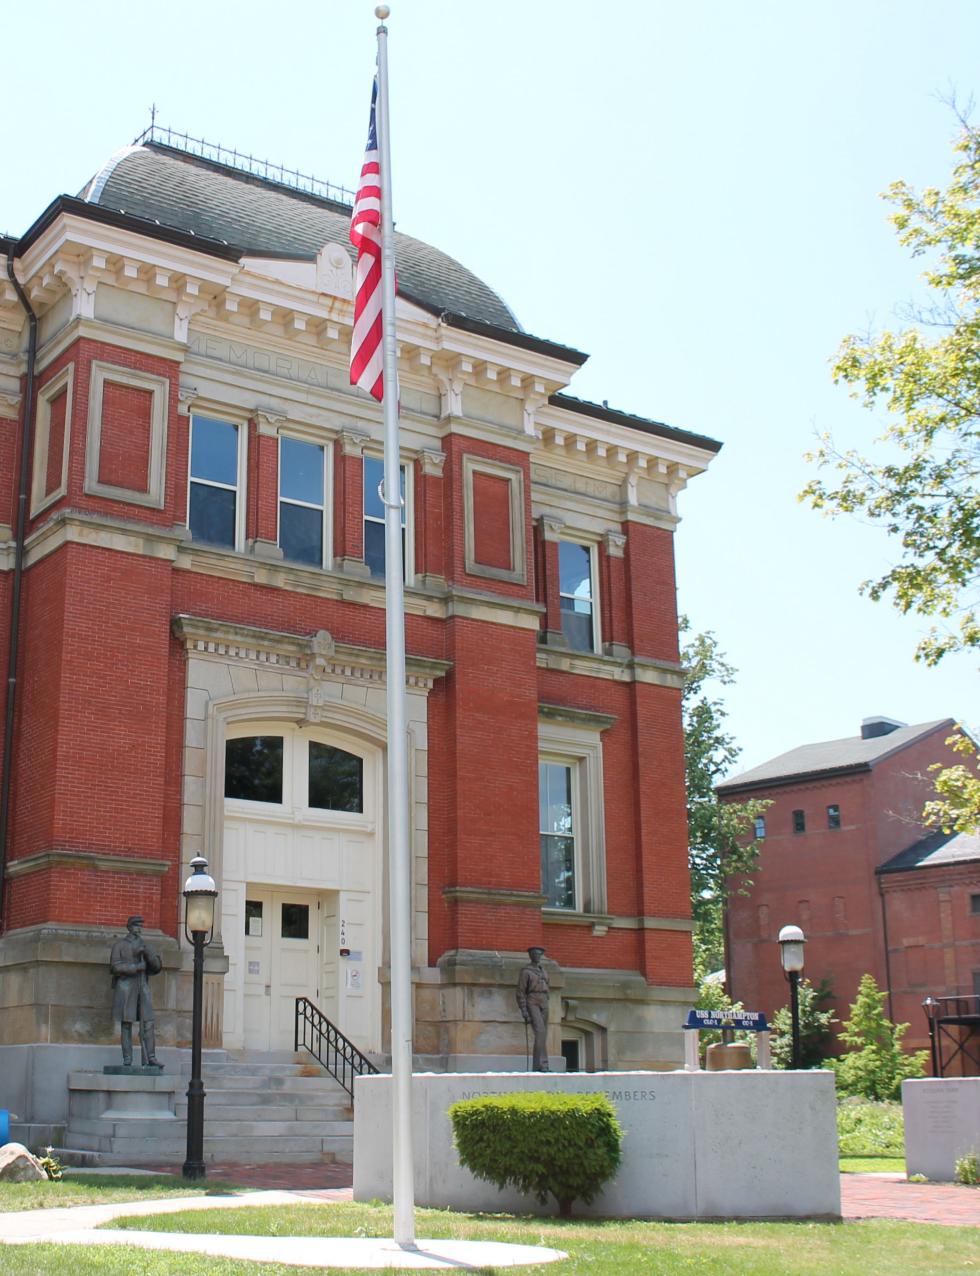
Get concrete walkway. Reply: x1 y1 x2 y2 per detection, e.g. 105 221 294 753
0 1190 566 1270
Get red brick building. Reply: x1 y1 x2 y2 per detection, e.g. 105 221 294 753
0 134 720 1127
718 717 980 1064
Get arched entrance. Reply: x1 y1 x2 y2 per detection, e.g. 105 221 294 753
220 721 382 1053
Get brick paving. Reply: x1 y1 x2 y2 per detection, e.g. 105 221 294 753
145 1165 979 1224
840 1172 980 1227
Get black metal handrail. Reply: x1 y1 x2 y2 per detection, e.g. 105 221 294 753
294 997 379 1097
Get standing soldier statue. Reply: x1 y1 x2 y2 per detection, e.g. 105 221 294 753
110 915 163 1068
516 945 551 1071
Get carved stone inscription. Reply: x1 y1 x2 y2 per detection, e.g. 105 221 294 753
532 463 622 505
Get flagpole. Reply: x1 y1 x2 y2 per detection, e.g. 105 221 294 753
374 4 416 1249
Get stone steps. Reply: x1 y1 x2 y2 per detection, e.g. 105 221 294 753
61 1050 359 1166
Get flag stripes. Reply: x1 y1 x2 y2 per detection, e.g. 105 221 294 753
350 79 385 400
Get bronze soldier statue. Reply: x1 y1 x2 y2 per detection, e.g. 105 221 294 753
110 915 162 1068
516 945 550 1071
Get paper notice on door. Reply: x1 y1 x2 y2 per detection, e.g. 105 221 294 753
345 966 363 992
248 917 262 937
248 960 260 975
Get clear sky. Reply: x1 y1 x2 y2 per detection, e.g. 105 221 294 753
4 0 977 773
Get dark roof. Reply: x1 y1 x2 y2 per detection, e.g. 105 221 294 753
716 718 954 794
877 828 980 875
85 143 522 333
550 393 722 453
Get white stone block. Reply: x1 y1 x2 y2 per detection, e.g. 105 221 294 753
903 1078 980 1181
353 1070 840 1219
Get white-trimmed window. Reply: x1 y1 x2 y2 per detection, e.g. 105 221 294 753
279 435 327 568
188 414 244 549
363 455 411 581
538 709 609 915
559 540 599 652
540 760 578 909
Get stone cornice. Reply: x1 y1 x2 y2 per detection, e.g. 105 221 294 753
5 849 171 879
172 614 452 691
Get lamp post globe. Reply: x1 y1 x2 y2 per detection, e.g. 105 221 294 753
182 855 217 1181
777 924 806 1070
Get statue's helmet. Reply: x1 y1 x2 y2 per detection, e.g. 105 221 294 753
527 946 545 958
126 915 145 928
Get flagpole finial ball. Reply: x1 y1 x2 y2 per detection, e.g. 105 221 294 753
375 5 390 18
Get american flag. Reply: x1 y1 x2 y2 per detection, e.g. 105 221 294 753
349 79 385 401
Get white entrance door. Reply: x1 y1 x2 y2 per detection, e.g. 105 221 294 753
242 888 327 1051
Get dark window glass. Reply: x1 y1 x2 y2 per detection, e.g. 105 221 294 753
189 483 236 548
827 804 841 830
191 416 239 485
245 899 263 936
754 816 766 839
364 517 387 579
281 902 309 940
970 893 980 915
309 742 364 812
540 761 575 909
792 809 806 834
224 736 284 803
280 502 323 567
559 541 594 652
280 436 324 505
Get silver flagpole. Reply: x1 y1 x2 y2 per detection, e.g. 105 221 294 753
374 5 416 1249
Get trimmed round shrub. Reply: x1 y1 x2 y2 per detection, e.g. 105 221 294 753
448 1091 623 1217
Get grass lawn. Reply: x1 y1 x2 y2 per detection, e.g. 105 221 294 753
839 1157 906 1174
0 1201 943 1275
0 1172 244 1212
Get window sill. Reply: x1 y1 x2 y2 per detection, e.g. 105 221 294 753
542 907 613 937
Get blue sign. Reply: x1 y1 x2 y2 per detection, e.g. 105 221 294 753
684 1009 769 1032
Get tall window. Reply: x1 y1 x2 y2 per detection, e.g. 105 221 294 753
540 761 576 910
279 436 326 567
754 815 766 839
189 415 240 548
363 456 406 580
559 541 596 652
792 809 806 834
827 804 841 830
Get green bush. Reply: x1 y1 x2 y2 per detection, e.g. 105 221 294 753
771 977 838 1069
954 1152 979 1186
830 974 928 1100
448 1092 623 1217
836 1099 905 1156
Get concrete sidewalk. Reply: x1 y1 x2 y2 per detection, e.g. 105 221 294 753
0 1190 565 1270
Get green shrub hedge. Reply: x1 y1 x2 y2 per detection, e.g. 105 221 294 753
448 1091 623 1217
836 1098 905 1156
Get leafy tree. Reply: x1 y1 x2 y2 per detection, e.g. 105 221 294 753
682 622 769 974
801 116 980 665
770 977 838 1070
831 973 928 1100
924 729 980 834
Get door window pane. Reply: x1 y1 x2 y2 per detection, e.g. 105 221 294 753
309 742 364 812
245 899 263 937
281 902 310 939
225 736 284 803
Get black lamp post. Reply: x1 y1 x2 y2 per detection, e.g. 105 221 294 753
922 996 941 1077
182 855 217 1181
778 924 806 1070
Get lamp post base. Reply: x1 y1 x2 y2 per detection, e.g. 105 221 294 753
181 1159 207 1181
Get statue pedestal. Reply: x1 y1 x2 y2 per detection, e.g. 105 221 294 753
64 1071 182 1163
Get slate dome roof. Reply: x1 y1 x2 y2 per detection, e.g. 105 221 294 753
83 142 521 332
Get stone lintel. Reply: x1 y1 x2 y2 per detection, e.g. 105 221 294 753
4 849 171 880
538 702 617 732
441 887 548 909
